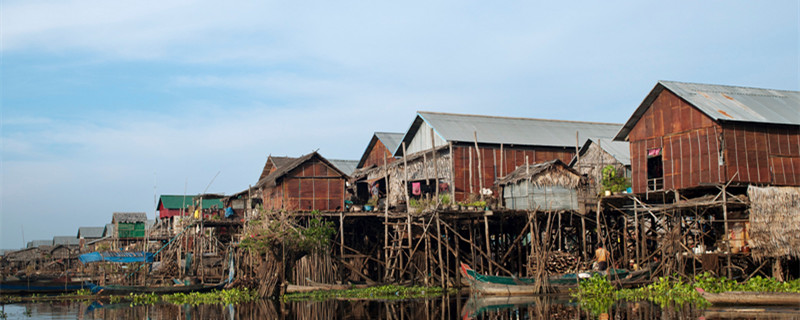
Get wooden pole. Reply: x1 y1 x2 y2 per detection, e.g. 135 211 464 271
449 142 455 203
468 147 473 195
384 152 390 279
484 214 492 275
500 143 504 178
474 131 483 200
403 142 410 212
634 200 640 267
722 185 731 278
431 129 439 202
436 213 445 289
339 211 344 258
453 220 461 287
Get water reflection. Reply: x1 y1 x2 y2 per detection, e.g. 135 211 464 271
3 294 800 319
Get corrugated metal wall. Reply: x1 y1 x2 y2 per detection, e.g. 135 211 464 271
406 121 448 154
452 145 574 201
262 159 346 212
503 183 578 211
628 89 800 193
362 139 396 169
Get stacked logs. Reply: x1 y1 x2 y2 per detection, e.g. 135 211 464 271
530 251 581 274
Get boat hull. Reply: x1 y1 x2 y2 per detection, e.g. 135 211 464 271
701 291 800 306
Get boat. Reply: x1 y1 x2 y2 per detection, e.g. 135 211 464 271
0 274 92 294
461 295 574 319
89 282 225 295
696 287 800 306
460 262 647 295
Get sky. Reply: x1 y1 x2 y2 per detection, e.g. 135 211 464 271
1 1 798 249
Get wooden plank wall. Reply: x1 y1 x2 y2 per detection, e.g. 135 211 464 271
262 159 346 212
362 139 396 169
451 144 574 201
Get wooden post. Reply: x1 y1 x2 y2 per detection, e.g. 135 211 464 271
500 143 504 178
436 213 445 289
384 153 390 278
449 142 455 203
339 211 344 258
403 142 410 212
722 185 731 278
431 128 439 202
473 131 483 200
468 147 474 195
453 220 461 286
484 214 492 275
634 201 640 267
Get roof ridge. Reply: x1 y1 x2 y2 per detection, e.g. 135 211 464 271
418 110 622 126
659 80 799 94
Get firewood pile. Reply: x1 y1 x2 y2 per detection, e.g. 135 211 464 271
530 251 580 274
155 259 180 277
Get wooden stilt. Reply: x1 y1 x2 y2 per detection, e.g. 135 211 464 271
436 213 445 288
484 214 492 275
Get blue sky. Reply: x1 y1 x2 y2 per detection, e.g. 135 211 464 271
1 1 798 249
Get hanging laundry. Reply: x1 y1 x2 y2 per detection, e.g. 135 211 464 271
412 182 422 196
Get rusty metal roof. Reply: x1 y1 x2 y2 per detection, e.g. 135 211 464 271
329 159 359 176
399 111 622 153
569 138 630 167
615 81 800 140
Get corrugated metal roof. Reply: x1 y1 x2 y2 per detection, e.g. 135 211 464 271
615 81 800 140
399 111 622 154
27 240 53 248
592 138 630 166
77 227 105 239
53 236 80 246
103 224 115 237
375 132 404 155
357 132 404 168
329 159 359 176
158 195 224 210
112 212 148 223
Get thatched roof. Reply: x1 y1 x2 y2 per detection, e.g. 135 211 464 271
747 185 800 261
496 159 582 189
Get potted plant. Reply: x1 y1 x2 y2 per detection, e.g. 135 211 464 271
601 165 631 196
365 196 378 212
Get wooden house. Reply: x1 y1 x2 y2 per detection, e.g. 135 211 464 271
357 132 404 169
393 111 621 202
569 138 631 196
497 159 583 211
157 195 224 220
111 212 148 239
256 152 349 212
614 81 800 194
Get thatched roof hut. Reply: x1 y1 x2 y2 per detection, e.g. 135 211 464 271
497 160 583 211
747 185 800 261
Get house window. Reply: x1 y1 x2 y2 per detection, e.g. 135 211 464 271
647 148 663 190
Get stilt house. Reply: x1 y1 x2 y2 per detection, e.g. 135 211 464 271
393 111 622 202
614 81 800 194
569 137 631 196
256 152 349 212
497 159 584 211
352 132 404 202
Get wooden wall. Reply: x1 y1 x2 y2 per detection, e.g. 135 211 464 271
362 139 396 169
262 158 346 212
628 89 800 193
451 144 574 201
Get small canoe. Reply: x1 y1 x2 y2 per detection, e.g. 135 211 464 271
0 275 91 294
90 282 224 295
696 287 800 306
460 263 634 296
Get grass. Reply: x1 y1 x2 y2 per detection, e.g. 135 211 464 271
281 285 456 302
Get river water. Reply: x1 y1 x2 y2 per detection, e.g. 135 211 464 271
2 294 800 319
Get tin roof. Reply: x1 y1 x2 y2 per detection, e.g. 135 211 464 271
27 240 53 248
329 159 359 176
356 132 404 168
103 224 115 237
77 227 105 239
112 212 148 223
399 111 622 153
53 236 80 246
569 138 630 167
615 81 800 140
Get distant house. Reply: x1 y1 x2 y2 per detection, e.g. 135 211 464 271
112 212 148 239
614 81 800 193
77 227 105 241
328 159 359 177
52 236 80 247
256 152 349 212
569 138 631 195
357 132 404 169
157 195 224 220
497 160 583 211
27 240 53 249
392 111 621 202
